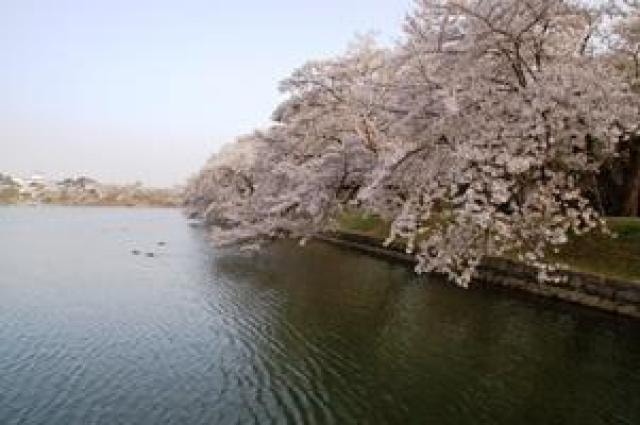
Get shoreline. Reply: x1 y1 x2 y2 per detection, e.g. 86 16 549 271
318 231 640 320
0 202 180 208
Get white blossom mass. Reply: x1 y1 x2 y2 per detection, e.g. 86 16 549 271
186 0 640 286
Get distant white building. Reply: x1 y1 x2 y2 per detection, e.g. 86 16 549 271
30 173 45 181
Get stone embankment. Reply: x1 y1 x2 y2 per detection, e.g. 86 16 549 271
319 231 640 319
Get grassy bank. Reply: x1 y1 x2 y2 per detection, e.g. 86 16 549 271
554 218 640 282
335 212 640 283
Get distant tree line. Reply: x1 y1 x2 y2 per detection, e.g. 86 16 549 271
0 174 181 207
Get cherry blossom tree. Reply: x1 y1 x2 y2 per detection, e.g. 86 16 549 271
587 0 640 217
354 0 640 285
187 0 640 286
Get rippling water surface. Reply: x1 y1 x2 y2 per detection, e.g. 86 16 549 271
0 206 639 424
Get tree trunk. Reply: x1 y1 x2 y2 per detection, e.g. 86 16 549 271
621 136 640 217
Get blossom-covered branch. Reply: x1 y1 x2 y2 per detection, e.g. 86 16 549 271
186 0 640 286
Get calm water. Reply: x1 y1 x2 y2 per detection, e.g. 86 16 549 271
0 206 639 425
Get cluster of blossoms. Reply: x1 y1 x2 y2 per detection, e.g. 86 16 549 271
186 0 640 286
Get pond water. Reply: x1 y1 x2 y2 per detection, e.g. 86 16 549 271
0 206 638 424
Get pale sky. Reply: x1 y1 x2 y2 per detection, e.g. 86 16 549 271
0 0 410 186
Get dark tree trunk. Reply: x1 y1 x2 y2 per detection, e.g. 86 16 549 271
620 136 640 217
593 135 640 217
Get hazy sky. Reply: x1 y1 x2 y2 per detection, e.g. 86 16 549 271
0 0 411 186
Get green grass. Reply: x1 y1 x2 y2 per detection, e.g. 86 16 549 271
553 218 640 282
336 211 640 283
336 211 390 239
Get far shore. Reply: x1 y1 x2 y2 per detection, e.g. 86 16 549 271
0 173 183 208
0 202 181 208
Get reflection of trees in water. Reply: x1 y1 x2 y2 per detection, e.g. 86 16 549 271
209 240 424 422
207 240 640 424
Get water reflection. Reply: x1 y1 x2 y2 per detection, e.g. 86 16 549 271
0 207 638 425
209 240 640 425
